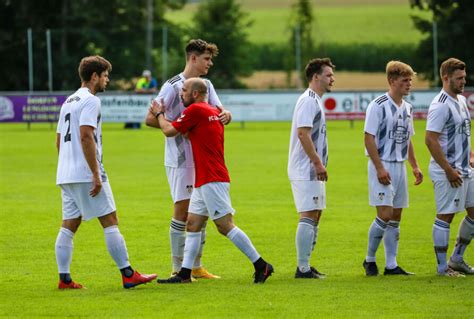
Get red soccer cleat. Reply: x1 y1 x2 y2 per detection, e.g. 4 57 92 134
58 280 84 289
122 271 157 289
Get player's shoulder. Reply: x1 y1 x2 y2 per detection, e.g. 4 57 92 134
372 93 389 106
167 73 183 85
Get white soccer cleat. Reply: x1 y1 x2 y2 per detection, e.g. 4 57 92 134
437 267 466 277
448 259 474 275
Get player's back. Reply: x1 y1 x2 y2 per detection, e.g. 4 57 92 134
56 88 103 185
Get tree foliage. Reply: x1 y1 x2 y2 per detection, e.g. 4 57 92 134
286 0 315 85
0 0 186 91
191 0 253 89
410 0 474 85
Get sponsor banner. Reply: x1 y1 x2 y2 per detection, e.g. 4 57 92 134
1 91 472 123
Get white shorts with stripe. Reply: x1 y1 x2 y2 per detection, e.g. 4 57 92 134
290 180 326 212
368 160 408 208
188 182 235 220
60 181 116 221
166 166 195 203
431 175 474 214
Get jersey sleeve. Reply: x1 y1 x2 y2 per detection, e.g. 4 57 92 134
79 96 100 128
295 97 316 128
206 80 222 107
426 103 447 133
172 105 199 134
155 82 176 108
364 101 379 136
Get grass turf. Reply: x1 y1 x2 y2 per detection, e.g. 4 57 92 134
165 1 431 45
0 121 472 318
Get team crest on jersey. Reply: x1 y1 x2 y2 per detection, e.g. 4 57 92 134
389 125 409 144
186 185 193 193
459 119 471 136
378 192 385 201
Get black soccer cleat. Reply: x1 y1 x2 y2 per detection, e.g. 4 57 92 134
363 260 379 276
295 266 326 279
156 274 191 284
383 266 414 276
253 263 274 284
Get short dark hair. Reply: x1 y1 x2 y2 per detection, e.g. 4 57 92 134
440 58 466 78
305 58 335 82
185 39 219 59
78 55 112 82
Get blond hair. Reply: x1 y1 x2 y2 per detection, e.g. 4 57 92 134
386 61 415 81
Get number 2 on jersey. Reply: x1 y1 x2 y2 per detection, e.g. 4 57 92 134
64 113 71 142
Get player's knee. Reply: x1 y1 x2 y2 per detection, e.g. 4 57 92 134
99 211 119 228
62 218 81 233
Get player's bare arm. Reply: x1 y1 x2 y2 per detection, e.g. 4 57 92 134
297 127 327 181
425 130 463 188
80 125 102 197
145 108 161 129
407 141 423 185
216 105 232 125
56 133 60 153
149 100 179 137
364 132 391 185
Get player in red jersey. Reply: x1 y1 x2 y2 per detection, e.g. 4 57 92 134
150 78 273 284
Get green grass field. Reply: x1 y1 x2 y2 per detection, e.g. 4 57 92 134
0 121 472 318
166 0 431 45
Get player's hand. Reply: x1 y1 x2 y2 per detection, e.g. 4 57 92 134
217 106 232 125
412 167 423 185
376 167 391 185
90 174 102 197
446 167 463 188
470 156 474 168
149 99 166 116
314 162 328 181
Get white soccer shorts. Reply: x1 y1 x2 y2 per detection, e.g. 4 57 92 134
290 180 326 213
188 182 235 220
432 176 474 214
166 166 195 203
368 160 408 208
60 181 116 221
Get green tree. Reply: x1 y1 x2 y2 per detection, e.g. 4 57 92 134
191 0 253 89
0 0 187 91
286 0 315 87
410 0 474 85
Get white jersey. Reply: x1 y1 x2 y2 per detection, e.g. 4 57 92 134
426 90 472 179
56 88 106 184
288 88 328 181
364 93 414 162
156 73 222 168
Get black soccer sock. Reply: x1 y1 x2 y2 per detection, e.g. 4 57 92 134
178 267 192 280
120 266 134 278
253 257 266 271
59 273 72 284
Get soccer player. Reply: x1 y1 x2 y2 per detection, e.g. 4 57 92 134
425 58 473 277
145 39 231 279
362 61 423 276
288 58 335 279
55 56 157 289
150 78 273 284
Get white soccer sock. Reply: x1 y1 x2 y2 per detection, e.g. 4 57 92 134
226 227 260 263
181 231 201 270
451 216 474 263
104 225 130 269
296 217 315 273
193 221 207 269
311 222 319 252
170 218 186 272
55 227 74 274
366 217 387 262
433 218 450 273
384 221 400 269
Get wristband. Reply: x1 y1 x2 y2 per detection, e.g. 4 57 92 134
155 112 164 119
